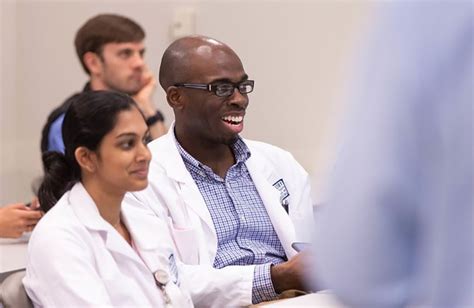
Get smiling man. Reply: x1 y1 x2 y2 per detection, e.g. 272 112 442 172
129 35 315 307
41 14 166 154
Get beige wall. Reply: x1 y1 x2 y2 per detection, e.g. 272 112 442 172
0 0 373 204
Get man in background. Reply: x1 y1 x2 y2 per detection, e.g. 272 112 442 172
311 2 473 307
41 13 166 153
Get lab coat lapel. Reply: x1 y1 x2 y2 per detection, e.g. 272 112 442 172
121 202 173 271
245 153 297 258
69 183 145 265
153 128 216 236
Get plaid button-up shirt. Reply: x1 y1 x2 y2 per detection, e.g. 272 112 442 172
175 135 287 303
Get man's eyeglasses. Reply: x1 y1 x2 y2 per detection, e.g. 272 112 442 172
174 80 255 97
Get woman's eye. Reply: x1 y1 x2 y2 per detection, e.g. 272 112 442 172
120 140 135 149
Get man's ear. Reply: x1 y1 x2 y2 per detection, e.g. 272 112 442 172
83 52 103 76
75 146 97 174
166 86 185 110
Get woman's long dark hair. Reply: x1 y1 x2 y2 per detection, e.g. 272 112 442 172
38 91 138 212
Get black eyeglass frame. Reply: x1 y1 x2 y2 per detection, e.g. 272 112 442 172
174 80 255 97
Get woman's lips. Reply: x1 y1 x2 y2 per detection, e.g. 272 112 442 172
130 168 148 179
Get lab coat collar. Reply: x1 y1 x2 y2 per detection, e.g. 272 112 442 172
68 183 147 265
156 123 251 183
121 202 175 273
121 201 170 252
246 152 298 258
151 124 215 230
152 124 196 184
68 182 110 233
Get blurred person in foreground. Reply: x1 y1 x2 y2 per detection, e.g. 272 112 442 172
311 2 473 307
41 13 166 154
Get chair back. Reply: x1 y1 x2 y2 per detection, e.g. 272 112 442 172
0 270 33 308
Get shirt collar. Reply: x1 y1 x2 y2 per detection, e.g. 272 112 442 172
83 81 92 92
173 129 251 170
232 136 252 163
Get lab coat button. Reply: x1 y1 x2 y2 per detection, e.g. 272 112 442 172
154 270 169 285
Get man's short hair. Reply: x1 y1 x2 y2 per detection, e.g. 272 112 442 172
74 13 145 74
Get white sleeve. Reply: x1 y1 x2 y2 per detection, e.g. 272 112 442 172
24 227 112 307
180 263 255 308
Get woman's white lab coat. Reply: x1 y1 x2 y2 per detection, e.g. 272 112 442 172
23 183 193 308
126 128 314 307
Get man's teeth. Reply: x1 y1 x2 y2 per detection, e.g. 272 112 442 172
222 115 243 124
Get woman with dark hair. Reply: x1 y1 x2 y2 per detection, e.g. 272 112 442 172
24 91 192 307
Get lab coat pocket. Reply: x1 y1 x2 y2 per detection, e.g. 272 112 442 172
169 224 199 264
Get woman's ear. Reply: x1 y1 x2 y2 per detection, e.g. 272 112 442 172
166 86 184 110
75 146 97 174
83 51 103 76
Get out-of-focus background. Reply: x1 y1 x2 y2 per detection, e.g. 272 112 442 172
0 0 374 205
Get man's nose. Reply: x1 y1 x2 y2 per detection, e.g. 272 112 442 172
228 88 249 109
136 141 151 162
132 53 145 68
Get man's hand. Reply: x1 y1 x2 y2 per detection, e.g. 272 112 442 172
0 201 43 238
132 66 167 139
132 66 157 117
270 251 312 293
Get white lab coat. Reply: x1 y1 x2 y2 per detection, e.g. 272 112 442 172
23 183 193 308
126 128 314 307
